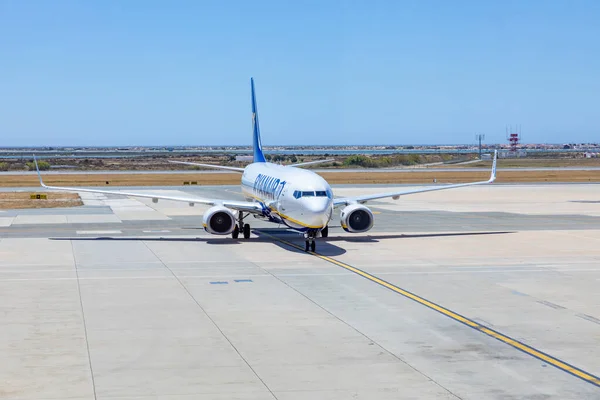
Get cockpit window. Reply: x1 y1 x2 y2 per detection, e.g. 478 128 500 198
293 190 329 199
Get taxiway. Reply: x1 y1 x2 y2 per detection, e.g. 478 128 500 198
1 184 600 399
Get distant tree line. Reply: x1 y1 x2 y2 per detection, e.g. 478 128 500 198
0 160 52 171
25 161 50 171
265 154 298 163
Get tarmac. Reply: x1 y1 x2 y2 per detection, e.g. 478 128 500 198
1 183 600 399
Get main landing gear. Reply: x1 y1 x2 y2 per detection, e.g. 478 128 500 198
232 211 251 239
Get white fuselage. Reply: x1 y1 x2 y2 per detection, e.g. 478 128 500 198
240 162 334 231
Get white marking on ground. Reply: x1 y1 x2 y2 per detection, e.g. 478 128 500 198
76 230 123 235
0 217 15 227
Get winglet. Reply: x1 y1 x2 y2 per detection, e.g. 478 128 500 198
33 155 48 188
489 150 497 183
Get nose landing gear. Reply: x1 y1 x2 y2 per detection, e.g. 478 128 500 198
304 238 316 252
303 225 329 252
304 230 319 252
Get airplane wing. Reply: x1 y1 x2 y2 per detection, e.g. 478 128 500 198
168 160 245 172
289 159 335 168
33 157 263 214
334 151 497 207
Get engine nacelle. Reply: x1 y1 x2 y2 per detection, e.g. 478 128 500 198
340 204 374 233
202 206 236 235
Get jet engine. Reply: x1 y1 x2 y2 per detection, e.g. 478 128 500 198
203 206 236 235
340 204 374 233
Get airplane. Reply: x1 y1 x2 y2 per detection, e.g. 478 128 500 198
34 78 497 252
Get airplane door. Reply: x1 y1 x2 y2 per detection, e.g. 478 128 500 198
279 186 289 211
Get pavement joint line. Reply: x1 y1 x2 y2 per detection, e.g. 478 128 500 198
260 231 600 389
244 255 463 399
56 268 599 277
140 241 280 400
70 240 98 400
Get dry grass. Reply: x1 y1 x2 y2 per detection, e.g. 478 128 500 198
0 192 83 209
442 158 600 169
0 169 599 188
0 174 243 187
321 170 600 184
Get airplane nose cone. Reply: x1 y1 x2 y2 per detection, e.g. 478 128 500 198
302 198 333 228
306 198 330 213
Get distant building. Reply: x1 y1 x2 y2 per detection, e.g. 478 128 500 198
499 150 527 158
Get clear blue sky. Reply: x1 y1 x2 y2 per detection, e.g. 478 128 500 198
1 0 599 146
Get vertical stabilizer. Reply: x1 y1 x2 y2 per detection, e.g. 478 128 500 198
251 78 266 163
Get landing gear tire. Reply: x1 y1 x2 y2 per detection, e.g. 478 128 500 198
304 230 318 252
321 226 328 238
235 211 250 240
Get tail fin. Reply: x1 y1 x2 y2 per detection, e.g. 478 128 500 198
251 78 266 163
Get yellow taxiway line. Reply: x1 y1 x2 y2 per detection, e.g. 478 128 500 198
261 232 600 388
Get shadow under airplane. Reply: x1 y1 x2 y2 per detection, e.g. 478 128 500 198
51 230 514 258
